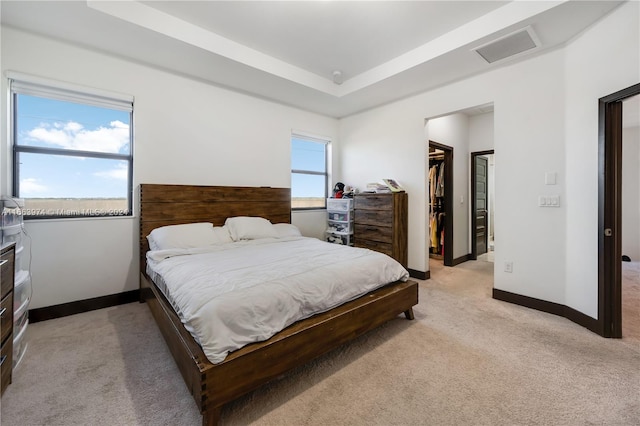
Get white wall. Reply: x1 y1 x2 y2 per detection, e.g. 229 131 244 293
339 100 431 272
340 1 639 315
468 112 495 153
564 1 640 317
426 113 470 260
340 49 566 293
487 154 495 242
622 125 640 261
467 112 496 250
1 27 337 309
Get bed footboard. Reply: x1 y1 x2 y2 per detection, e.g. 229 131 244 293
141 272 418 426
140 272 211 411
205 279 419 413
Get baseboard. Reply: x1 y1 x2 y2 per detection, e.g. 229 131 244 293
563 305 601 335
408 269 429 280
451 254 472 266
492 289 600 334
29 290 140 323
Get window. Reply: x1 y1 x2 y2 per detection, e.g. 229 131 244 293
291 134 329 210
10 76 133 219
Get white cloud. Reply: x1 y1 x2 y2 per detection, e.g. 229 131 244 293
94 163 128 181
20 178 48 195
26 120 129 154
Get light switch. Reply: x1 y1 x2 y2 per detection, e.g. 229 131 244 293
545 172 557 185
538 196 547 206
504 261 513 273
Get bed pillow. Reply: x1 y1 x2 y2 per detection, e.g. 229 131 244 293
147 234 161 251
148 222 218 250
225 216 278 241
273 223 302 238
212 226 233 244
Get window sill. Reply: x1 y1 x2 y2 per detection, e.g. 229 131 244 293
24 215 136 224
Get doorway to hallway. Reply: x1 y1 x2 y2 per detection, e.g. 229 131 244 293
471 150 495 263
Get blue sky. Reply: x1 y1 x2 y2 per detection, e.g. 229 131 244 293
291 138 327 198
16 95 130 198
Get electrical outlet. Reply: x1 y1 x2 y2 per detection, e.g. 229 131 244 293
504 261 513 273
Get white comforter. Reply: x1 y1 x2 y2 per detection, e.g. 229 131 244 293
146 236 409 364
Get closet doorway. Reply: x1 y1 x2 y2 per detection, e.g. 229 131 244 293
599 83 640 338
471 150 495 262
428 140 453 266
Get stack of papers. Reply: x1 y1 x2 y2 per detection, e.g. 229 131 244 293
363 179 405 193
365 183 390 193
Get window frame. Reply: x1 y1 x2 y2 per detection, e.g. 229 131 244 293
9 73 134 220
291 133 330 211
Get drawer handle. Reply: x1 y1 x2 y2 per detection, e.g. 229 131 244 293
0 355 5 366
0 307 5 317
0 260 6 267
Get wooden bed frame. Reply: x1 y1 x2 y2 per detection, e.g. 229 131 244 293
139 184 418 425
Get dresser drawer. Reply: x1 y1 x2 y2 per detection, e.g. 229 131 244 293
354 194 393 211
0 293 12 345
0 250 14 300
354 192 407 268
355 223 393 243
355 239 393 257
1 337 12 395
354 210 389 227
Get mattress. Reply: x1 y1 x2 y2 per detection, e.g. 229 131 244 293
146 236 409 364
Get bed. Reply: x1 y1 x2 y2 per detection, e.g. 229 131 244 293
139 184 419 425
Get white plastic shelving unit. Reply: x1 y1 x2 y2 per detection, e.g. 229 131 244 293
1 197 30 370
325 198 354 246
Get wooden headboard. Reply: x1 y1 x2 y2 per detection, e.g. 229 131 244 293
139 184 291 260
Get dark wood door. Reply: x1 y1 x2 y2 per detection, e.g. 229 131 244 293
475 156 488 256
598 83 639 338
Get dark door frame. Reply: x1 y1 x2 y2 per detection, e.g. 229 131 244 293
428 140 453 266
598 82 640 338
471 150 494 260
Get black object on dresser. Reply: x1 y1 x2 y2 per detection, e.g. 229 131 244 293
1 242 16 395
354 192 408 268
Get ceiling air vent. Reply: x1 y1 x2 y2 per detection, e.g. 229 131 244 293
474 27 539 64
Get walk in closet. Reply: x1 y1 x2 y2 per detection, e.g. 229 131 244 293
427 141 453 266
428 149 446 258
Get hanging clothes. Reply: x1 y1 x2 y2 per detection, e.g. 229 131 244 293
429 165 438 209
430 215 438 249
435 163 445 197
428 157 446 256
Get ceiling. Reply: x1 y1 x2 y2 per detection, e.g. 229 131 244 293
0 1 625 118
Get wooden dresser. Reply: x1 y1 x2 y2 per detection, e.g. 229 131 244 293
354 192 408 267
1 243 15 396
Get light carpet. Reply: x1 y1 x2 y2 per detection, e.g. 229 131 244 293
1 260 639 425
622 261 640 341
